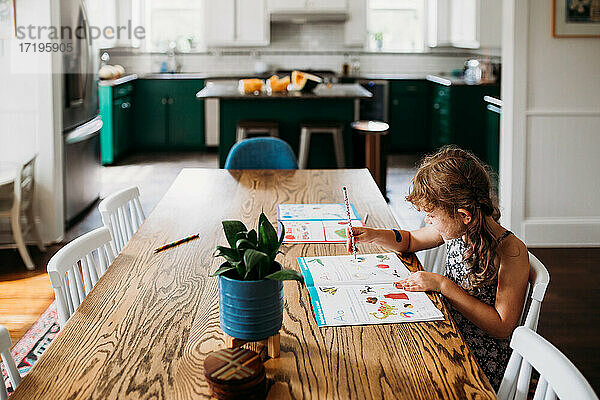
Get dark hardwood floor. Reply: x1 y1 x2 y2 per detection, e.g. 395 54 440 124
0 151 598 394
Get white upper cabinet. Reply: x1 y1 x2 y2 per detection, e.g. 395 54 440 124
344 0 366 47
429 0 501 49
450 0 479 48
206 0 269 46
268 0 348 12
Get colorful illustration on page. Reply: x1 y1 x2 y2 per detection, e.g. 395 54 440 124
370 301 397 319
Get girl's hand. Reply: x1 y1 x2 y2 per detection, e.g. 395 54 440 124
346 226 381 253
395 271 445 292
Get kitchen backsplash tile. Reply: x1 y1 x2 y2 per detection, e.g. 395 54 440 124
105 19 480 76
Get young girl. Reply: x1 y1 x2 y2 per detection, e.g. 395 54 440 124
348 146 529 389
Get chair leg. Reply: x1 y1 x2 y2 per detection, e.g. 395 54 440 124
298 128 311 169
10 209 35 270
236 127 246 142
25 207 45 252
332 127 346 168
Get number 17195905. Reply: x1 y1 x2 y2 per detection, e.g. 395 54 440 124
19 42 73 53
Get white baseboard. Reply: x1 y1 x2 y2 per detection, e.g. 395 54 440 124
522 218 600 247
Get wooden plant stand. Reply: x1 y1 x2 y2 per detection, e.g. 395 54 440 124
225 332 280 359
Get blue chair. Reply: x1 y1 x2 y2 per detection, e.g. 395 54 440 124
224 137 299 170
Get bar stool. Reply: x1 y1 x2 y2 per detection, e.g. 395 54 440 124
351 120 389 195
298 121 345 169
236 120 279 142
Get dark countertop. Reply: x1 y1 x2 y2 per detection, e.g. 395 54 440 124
196 83 372 99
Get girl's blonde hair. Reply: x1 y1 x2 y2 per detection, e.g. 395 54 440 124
406 146 500 290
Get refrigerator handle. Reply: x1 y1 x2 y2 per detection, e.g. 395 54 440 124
79 0 92 102
65 116 103 144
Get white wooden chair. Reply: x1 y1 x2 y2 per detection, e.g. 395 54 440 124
98 186 145 254
0 155 45 270
497 326 598 400
0 325 21 399
520 252 550 330
47 227 115 328
417 217 447 274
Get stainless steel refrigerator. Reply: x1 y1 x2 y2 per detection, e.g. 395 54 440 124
61 0 102 227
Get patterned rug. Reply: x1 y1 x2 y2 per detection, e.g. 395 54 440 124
1 302 60 394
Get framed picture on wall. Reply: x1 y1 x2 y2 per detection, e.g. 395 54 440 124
553 0 600 37
0 0 15 39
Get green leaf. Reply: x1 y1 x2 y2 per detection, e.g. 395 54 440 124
243 249 269 280
236 238 257 251
247 229 258 246
222 220 247 248
258 213 278 255
213 246 241 265
265 269 305 284
210 264 237 277
278 221 285 245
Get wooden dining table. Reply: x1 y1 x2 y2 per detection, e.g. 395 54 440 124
11 168 496 399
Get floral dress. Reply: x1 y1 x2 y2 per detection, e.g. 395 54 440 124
443 232 513 390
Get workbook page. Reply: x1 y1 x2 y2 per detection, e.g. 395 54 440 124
280 220 365 243
278 203 360 221
297 253 410 286
307 283 445 327
298 252 445 327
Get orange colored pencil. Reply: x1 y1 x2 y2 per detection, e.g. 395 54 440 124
154 233 200 253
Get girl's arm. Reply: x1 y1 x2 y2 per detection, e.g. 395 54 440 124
349 226 444 253
399 238 530 339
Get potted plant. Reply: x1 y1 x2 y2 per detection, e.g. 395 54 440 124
212 212 303 341
373 32 384 51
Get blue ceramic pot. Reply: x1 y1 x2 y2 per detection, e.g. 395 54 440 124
218 262 284 341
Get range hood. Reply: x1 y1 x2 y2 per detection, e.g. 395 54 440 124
271 11 349 23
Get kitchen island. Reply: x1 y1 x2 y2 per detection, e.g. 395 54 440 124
197 83 372 168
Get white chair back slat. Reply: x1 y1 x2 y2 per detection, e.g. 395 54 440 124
520 252 550 331
544 387 557 400
122 204 135 239
532 377 547 400
109 213 124 251
68 267 83 308
515 359 533 400
98 187 145 254
498 327 598 400
0 326 21 398
47 227 115 328
116 207 131 245
80 257 93 294
62 275 75 316
132 198 144 227
85 253 99 286
54 285 70 328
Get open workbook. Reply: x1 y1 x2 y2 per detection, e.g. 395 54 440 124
297 253 445 327
277 203 364 244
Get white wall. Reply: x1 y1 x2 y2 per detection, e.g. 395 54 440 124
501 0 600 247
0 0 64 244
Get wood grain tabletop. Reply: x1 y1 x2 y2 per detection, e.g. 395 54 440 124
11 169 496 399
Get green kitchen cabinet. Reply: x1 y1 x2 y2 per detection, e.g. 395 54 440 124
485 99 502 174
168 80 206 148
430 82 500 164
112 96 134 156
388 80 431 152
134 79 205 150
98 81 135 164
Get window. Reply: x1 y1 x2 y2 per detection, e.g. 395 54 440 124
367 0 426 52
143 0 205 52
